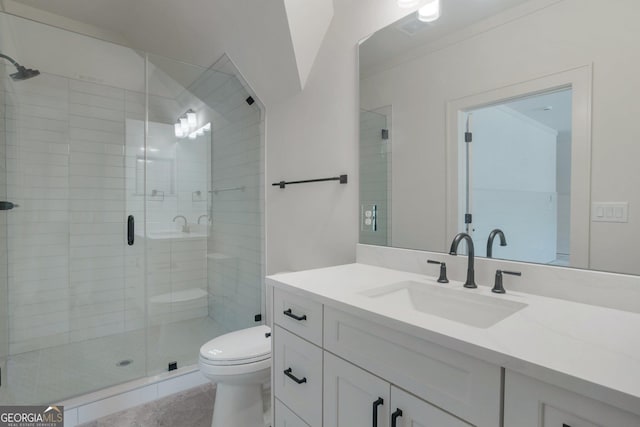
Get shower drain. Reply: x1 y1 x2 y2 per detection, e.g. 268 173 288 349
116 359 133 367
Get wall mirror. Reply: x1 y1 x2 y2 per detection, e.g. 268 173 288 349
359 0 640 276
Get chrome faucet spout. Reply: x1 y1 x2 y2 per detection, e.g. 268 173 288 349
172 215 190 233
449 232 477 289
486 229 507 258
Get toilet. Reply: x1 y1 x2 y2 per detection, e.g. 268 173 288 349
199 325 271 427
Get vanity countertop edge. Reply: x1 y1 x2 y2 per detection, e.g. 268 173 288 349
266 262 640 418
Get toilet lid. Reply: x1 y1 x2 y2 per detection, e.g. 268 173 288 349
200 325 271 365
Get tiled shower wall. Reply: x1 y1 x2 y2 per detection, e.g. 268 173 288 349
3 67 145 354
1 56 265 355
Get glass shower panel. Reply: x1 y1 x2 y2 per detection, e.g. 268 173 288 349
0 51 8 390
145 53 264 375
0 12 147 404
359 109 391 246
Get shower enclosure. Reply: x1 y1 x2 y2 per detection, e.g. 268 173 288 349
0 12 264 405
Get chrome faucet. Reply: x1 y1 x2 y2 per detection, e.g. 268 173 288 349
486 229 507 258
172 215 190 233
449 232 477 289
197 214 209 224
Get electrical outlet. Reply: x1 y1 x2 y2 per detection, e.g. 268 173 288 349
361 204 378 231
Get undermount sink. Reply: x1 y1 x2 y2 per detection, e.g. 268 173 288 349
360 280 527 328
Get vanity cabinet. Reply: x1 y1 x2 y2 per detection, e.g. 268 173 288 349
323 306 501 427
324 352 470 427
272 287 500 427
273 288 324 427
504 370 640 427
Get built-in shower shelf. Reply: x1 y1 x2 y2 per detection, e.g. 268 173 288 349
149 288 208 304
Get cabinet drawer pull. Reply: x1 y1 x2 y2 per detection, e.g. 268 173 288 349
391 408 403 427
563 425 571 427
284 367 307 384
283 308 307 321
372 397 384 427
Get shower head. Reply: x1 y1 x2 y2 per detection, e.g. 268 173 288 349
0 52 40 81
10 65 40 81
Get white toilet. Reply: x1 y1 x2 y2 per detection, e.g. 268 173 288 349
199 325 271 427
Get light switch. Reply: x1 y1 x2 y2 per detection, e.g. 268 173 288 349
592 202 628 223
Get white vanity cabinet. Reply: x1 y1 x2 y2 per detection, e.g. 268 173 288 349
504 370 640 427
273 287 324 427
324 352 471 427
272 287 501 427
323 306 501 427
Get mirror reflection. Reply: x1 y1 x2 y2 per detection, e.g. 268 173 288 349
359 0 640 276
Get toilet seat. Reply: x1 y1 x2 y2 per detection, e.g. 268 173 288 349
199 325 271 366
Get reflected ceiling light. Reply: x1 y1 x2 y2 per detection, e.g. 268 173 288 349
180 117 189 133
186 109 197 127
397 0 419 8
176 107 209 140
174 121 184 138
417 0 440 22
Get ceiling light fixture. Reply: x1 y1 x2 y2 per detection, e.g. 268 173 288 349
417 0 440 22
174 109 205 139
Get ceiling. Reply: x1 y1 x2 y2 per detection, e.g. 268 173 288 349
505 89 572 134
5 0 303 105
360 0 559 76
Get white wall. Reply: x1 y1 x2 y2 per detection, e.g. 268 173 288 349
361 0 640 275
265 0 414 274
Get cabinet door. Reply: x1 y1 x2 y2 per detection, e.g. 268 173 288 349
389 386 471 427
324 352 390 427
505 370 640 427
275 399 310 427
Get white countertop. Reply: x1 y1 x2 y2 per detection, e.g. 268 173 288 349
266 263 640 417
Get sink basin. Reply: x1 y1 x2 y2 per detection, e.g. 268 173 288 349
360 280 527 328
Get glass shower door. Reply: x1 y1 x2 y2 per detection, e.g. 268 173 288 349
0 57 9 397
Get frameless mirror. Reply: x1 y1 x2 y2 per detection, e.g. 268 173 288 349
359 0 640 276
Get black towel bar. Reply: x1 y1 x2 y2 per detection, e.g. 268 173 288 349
272 174 347 189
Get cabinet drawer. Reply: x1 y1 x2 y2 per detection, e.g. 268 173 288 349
505 370 640 427
324 306 501 427
274 326 323 426
274 288 323 346
275 398 311 427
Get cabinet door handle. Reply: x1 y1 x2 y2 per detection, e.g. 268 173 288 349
372 397 384 427
391 408 403 427
563 425 571 427
283 367 307 384
283 308 307 321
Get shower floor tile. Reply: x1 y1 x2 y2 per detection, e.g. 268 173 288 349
0 316 226 405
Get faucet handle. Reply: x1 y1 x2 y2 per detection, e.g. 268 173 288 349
427 260 449 283
492 270 521 294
